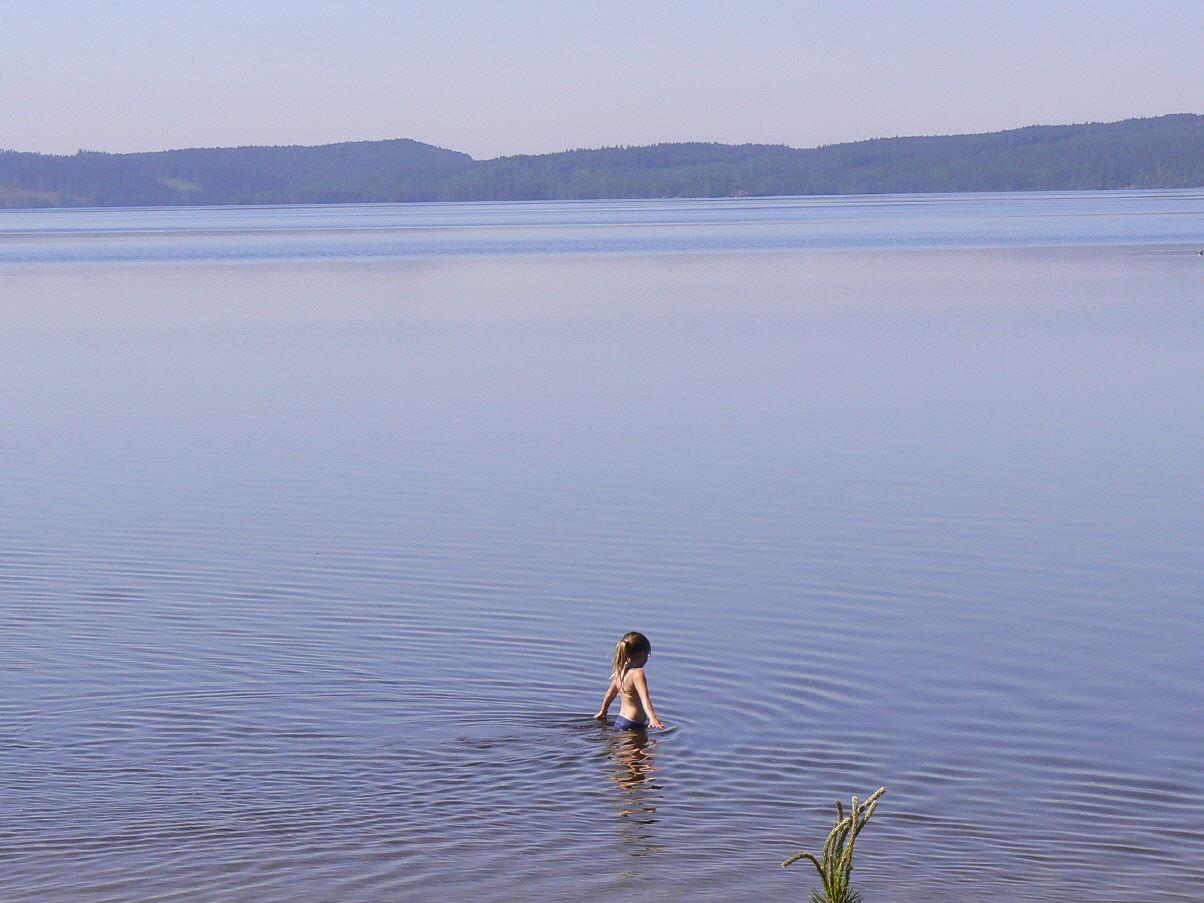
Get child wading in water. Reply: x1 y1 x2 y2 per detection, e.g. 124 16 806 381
594 631 664 730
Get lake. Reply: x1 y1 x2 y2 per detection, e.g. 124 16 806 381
2 191 1202 901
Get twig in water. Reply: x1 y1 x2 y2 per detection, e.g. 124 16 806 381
782 786 886 903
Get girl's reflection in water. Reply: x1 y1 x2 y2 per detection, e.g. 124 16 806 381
602 729 663 858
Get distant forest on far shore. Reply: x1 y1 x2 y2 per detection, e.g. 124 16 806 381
1 114 1201 208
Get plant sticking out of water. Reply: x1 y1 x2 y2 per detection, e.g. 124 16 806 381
782 786 886 903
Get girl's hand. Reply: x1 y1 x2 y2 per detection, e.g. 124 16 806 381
593 711 607 721
649 717 665 730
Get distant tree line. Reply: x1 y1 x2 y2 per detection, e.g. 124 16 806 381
1 115 1200 208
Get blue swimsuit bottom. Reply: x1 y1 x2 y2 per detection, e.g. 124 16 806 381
613 715 647 731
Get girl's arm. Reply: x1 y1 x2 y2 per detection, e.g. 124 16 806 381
631 670 664 729
594 678 618 720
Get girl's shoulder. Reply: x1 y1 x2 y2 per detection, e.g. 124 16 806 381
620 666 646 686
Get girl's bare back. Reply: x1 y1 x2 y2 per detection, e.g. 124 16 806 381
615 667 649 724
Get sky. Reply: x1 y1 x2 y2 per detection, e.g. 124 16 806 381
2 0 1201 159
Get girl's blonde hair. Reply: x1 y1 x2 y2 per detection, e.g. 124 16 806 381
611 631 652 685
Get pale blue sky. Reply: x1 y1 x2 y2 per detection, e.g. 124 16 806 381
2 1 1200 158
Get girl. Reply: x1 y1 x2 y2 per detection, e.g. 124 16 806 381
594 631 665 730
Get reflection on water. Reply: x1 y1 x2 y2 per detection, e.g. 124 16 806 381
0 190 1200 265
1 193 1202 900
602 728 661 858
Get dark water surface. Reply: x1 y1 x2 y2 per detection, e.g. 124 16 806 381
2 192 1202 901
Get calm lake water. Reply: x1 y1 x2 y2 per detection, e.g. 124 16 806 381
2 191 1202 901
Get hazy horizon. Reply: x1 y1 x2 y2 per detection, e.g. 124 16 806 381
2 1 1201 159
4 112 1200 161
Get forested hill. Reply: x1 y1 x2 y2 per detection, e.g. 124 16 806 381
2 114 1201 208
